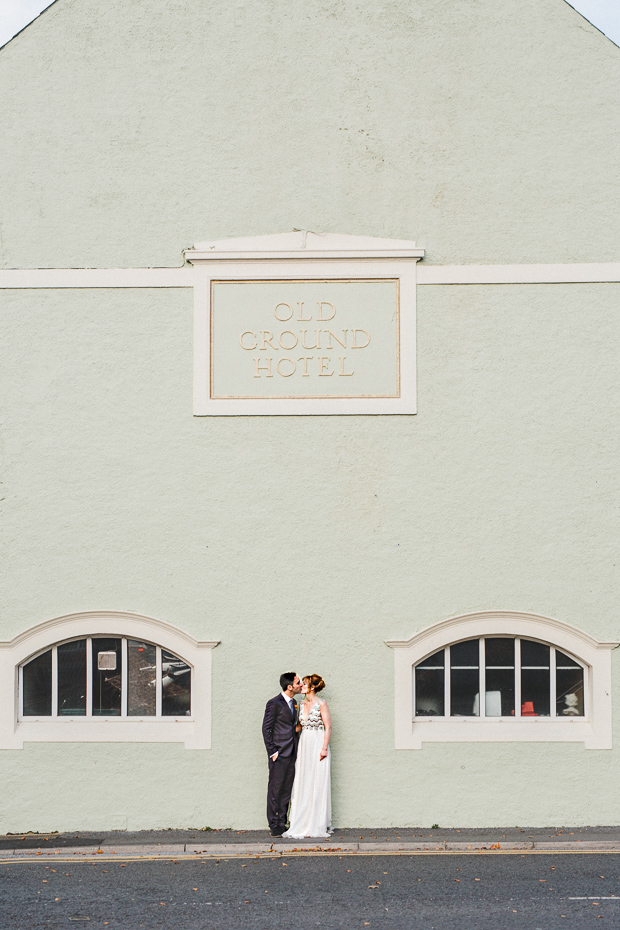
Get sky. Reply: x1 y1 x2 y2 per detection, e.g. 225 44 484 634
1 0 620 49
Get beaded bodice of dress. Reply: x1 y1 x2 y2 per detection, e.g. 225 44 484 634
300 700 324 730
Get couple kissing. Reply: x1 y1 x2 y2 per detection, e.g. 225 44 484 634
262 672 332 838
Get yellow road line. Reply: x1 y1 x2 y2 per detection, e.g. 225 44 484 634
2 848 620 864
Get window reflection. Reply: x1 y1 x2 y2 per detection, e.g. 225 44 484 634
556 651 584 716
58 640 86 715
92 638 122 716
22 650 52 716
415 650 444 716
127 641 156 716
20 638 192 720
161 651 191 716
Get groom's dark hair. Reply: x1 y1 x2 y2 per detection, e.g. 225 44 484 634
280 672 297 691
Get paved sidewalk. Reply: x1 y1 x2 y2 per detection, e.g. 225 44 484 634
2 826 620 859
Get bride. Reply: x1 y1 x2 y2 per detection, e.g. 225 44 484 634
283 674 332 838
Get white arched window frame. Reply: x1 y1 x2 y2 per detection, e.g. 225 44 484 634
0 611 219 750
386 611 618 750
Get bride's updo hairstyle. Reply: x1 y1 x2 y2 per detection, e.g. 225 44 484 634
304 674 325 693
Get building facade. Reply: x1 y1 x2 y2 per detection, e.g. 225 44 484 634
1 0 620 831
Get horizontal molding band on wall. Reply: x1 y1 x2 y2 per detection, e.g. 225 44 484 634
1 264 620 289
417 263 620 284
0 268 194 288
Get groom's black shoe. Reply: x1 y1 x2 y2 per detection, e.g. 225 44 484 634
270 828 285 837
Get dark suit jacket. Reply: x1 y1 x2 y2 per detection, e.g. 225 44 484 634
262 694 299 759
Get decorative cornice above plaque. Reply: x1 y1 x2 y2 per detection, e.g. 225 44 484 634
188 232 424 416
185 231 425 263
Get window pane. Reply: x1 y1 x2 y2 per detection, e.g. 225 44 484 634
520 669 550 716
485 638 514 716
415 650 444 716
57 640 86 716
485 637 514 667
92 638 122 716
127 641 157 716
22 651 52 716
556 651 580 668
518 640 549 717
556 651 584 716
417 650 445 669
451 639 479 666
161 651 191 716
520 640 549 667
450 640 479 716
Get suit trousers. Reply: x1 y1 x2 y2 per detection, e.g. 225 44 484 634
267 753 296 831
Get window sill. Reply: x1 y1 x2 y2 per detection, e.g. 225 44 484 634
406 715 604 749
9 716 205 749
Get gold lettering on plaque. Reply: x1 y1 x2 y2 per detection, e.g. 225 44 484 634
325 329 347 349
274 302 294 322
279 331 299 350
239 331 257 350
301 330 321 350
317 301 336 322
225 285 391 392
352 329 371 348
277 358 296 377
298 357 313 376
254 358 273 377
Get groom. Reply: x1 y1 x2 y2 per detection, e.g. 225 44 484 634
262 672 302 837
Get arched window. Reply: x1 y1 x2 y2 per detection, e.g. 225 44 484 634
386 611 618 750
21 637 192 718
0 611 219 750
414 637 584 720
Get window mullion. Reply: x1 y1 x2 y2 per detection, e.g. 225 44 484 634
479 638 485 718
121 638 128 717
550 647 557 718
445 647 451 717
156 646 162 717
515 638 521 718
51 645 58 717
86 637 93 717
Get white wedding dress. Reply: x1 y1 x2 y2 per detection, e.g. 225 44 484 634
283 700 331 838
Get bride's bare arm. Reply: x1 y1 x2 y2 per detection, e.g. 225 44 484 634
319 701 331 760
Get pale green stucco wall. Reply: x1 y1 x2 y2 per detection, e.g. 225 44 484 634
1 283 620 831
0 0 619 269
1 0 620 830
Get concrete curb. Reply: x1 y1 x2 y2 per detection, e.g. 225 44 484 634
2 840 620 859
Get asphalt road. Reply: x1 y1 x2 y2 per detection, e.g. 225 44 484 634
1 853 619 929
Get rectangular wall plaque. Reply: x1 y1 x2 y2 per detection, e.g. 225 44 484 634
186 232 424 415
211 278 399 399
